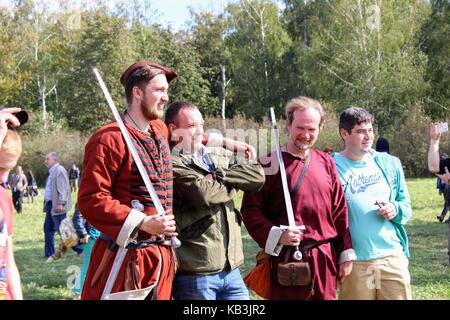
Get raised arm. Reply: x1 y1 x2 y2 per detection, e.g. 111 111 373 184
428 123 441 173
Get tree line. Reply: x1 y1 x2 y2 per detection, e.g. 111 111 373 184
0 0 448 178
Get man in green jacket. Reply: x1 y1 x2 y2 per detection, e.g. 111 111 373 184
333 107 412 300
165 101 265 300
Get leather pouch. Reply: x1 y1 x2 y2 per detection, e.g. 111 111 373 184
277 249 311 286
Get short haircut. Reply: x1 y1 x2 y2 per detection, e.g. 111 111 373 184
164 101 198 127
124 66 166 104
339 107 374 133
0 129 22 170
285 96 325 127
48 151 58 161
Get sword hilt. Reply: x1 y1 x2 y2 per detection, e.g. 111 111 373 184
131 200 181 248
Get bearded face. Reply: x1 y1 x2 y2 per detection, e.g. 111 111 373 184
139 74 169 121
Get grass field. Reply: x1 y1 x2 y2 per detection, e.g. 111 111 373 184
12 178 450 300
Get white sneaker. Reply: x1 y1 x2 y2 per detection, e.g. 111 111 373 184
46 250 63 263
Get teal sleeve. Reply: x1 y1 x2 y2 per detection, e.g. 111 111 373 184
391 158 412 225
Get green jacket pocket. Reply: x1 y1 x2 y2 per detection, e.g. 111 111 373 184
180 214 214 239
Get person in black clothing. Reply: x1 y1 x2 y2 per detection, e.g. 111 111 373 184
375 136 390 153
25 170 39 203
437 153 450 223
428 123 450 264
68 163 80 193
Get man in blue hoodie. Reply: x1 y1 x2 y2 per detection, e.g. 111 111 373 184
333 107 412 300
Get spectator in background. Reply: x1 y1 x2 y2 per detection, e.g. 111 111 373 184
436 170 450 224
375 136 390 153
68 163 80 193
43 151 83 262
429 124 450 223
26 170 39 203
9 165 27 213
428 123 450 264
0 107 26 300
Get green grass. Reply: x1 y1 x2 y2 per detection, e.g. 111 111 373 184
13 178 450 299
403 179 450 299
13 190 82 300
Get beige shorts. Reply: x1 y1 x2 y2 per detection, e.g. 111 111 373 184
338 254 412 300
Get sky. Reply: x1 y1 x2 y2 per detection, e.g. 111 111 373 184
149 0 230 30
0 0 284 30
0 0 234 31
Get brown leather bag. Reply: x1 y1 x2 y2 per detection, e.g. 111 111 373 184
277 249 311 286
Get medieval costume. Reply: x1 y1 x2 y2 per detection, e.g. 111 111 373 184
241 148 354 300
78 119 176 300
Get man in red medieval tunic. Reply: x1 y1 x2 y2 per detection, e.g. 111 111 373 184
78 61 179 300
241 96 356 300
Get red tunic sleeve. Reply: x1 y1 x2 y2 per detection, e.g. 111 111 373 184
241 151 282 248
77 122 132 241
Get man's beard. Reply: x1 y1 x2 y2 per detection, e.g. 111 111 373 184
293 138 313 152
140 99 163 120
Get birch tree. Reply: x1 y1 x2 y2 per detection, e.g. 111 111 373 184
189 9 229 118
7 0 60 128
421 0 449 120
227 0 292 119
295 0 430 132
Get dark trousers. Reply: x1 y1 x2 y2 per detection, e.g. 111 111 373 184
448 223 450 263
12 190 23 213
439 189 450 221
44 201 83 257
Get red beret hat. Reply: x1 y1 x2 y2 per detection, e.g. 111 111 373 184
120 60 177 87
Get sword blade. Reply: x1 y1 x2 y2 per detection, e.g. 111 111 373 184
270 107 296 227
92 67 180 300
